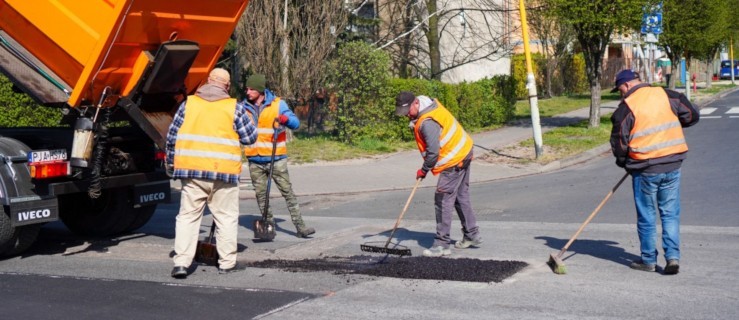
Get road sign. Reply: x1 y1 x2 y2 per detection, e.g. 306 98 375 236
641 2 663 35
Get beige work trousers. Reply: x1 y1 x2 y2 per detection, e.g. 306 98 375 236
173 178 239 269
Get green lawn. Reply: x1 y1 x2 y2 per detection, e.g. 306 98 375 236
514 90 620 118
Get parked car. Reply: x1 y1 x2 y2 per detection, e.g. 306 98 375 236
719 60 739 79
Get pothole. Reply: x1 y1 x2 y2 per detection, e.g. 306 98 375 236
244 255 528 283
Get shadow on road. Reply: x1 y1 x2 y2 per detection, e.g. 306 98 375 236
535 236 639 267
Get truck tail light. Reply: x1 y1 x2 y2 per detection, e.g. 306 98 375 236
154 151 166 161
29 161 71 179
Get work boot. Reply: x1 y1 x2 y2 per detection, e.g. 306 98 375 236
454 237 483 249
422 246 451 257
171 266 187 279
664 259 680 275
629 260 656 272
296 227 315 238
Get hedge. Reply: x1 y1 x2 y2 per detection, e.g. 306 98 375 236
0 75 63 127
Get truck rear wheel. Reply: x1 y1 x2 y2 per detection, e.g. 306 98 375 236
0 209 41 257
58 187 151 237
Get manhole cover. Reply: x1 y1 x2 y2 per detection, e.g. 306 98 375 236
244 255 527 283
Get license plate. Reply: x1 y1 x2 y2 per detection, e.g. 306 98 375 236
28 149 68 164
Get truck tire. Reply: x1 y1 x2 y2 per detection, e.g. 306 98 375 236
0 210 41 257
58 187 140 237
122 204 157 233
0 211 15 254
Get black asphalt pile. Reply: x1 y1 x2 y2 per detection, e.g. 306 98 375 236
244 255 528 283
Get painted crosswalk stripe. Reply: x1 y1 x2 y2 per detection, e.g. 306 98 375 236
727 107 739 114
700 107 717 115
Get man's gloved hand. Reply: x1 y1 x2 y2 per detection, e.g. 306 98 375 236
166 164 174 178
277 114 289 125
416 168 427 180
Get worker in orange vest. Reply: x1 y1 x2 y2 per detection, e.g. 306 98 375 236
610 69 699 275
166 68 258 278
395 91 482 257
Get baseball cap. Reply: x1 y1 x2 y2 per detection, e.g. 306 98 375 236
395 91 416 116
610 69 638 93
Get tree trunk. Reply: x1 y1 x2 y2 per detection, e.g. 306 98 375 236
582 43 604 128
589 79 602 128
425 0 441 80
705 59 713 89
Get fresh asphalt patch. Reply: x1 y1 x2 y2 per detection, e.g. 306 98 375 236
244 255 528 283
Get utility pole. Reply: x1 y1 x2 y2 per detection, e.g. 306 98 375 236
518 0 543 159
731 37 735 85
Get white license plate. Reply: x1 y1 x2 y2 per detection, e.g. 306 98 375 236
28 149 68 164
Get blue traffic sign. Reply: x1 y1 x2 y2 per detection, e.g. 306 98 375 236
641 2 663 35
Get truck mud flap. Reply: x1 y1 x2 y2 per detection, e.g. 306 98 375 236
8 196 59 227
132 181 171 208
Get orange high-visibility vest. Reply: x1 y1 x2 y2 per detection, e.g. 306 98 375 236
625 87 688 160
413 101 474 175
174 95 242 175
244 98 287 157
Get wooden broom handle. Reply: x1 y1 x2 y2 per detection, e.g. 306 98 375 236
384 178 422 248
557 172 629 258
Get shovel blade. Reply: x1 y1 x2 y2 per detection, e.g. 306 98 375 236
253 219 276 240
195 241 219 266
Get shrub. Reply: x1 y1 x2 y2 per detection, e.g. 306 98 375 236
0 75 62 127
326 41 391 143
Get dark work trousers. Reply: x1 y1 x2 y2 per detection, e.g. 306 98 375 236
432 160 479 248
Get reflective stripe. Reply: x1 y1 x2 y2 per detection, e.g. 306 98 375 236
631 121 681 139
177 133 241 147
436 133 468 167
251 141 287 148
631 138 687 153
175 149 243 161
439 121 458 146
256 128 275 135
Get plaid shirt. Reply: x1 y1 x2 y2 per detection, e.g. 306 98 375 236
165 100 257 184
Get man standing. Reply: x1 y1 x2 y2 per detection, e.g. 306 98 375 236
610 69 699 274
395 91 482 257
166 68 257 279
241 74 315 238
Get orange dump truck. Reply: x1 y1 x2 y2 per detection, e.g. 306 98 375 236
0 0 248 256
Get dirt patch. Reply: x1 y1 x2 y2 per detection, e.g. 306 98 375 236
244 255 528 283
476 144 556 168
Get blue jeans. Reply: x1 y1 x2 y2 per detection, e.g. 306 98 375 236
631 169 681 265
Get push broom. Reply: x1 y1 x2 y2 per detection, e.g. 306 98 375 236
360 178 422 256
549 172 629 274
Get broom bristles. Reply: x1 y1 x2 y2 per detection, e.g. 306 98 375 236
548 253 567 275
360 244 412 256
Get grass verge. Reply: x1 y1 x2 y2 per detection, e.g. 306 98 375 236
288 133 415 164
500 116 612 165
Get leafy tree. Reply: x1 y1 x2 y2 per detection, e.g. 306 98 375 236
544 0 648 128
660 0 731 89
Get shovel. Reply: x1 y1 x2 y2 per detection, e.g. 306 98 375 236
195 220 219 266
253 120 281 240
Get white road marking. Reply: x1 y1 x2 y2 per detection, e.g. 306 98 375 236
701 116 722 119
727 107 739 114
700 107 717 115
